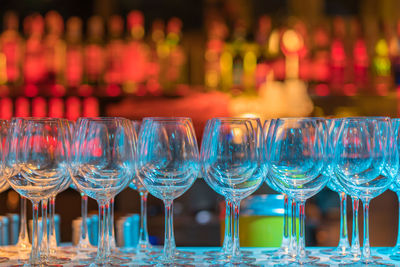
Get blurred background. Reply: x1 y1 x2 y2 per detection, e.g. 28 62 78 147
0 0 399 248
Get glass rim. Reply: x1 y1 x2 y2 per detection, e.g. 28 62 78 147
343 116 390 121
275 117 325 121
76 117 127 121
10 117 62 123
142 117 193 122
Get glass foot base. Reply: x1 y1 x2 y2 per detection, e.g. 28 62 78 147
320 246 351 257
46 255 71 265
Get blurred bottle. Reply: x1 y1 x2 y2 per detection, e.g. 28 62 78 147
65 17 83 93
104 15 124 97
0 11 23 88
310 24 331 96
145 19 164 96
23 13 46 96
330 17 347 95
231 19 246 94
351 19 368 91
372 21 392 96
44 11 66 96
123 10 149 96
204 19 227 91
84 16 105 91
254 15 271 92
160 17 187 95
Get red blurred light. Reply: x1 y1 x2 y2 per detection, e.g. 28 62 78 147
48 97 64 118
24 84 39 97
0 97 13 119
32 97 47 117
78 84 93 97
15 97 30 117
105 84 121 97
315 84 330 96
343 83 357 96
65 96 81 121
50 84 66 97
82 97 99 117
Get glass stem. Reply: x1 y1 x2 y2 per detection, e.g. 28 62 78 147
281 194 290 252
351 197 361 257
232 200 241 260
16 196 30 248
78 193 91 248
395 191 400 250
138 191 150 249
96 200 110 264
338 192 350 253
49 196 57 254
109 198 116 250
290 198 297 257
297 200 306 260
40 199 49 260
362 199 371 260
163 199 175 261
30 201 40 265
222 199 232 254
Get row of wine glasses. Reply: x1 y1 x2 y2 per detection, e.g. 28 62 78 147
1 116 400 266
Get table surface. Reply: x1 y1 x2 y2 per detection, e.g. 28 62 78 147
1 247 399 266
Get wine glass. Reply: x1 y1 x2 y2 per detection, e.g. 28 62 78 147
201 119 234 260
267 118 328 264
0 120 11 263
4 118 70 266
0 120 31 261
127 120 156 254
44 119 73 264
324 118 361 264
71 117 136 265
385 118 400 261
334 117 398 265
137 117 200 265
201 118 265 264
261 119 295 261
319 119 351 258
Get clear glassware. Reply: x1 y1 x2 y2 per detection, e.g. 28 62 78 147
267 118 328 265
4 118 70 266
0 120 11 263
201 119 234 260
334 117 398 265
0 120 30 261
46 174 71 264
127 119 157 254
137 117 200 265
319 119 351 258
261 119 293 261
71 117 136 265
201 118 265 264
389 118 400 261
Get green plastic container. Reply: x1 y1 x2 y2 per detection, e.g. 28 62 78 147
221 194 299 247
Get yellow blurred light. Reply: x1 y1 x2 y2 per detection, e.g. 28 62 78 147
376 39 389 57
220 51 233 72
157 43 170 58
131 26 145 39
0 53 7 85
232 127 244 144
268 30 280 55
206 71 219 88
240 113 260 118
282 30 303 53
244 51 257 73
